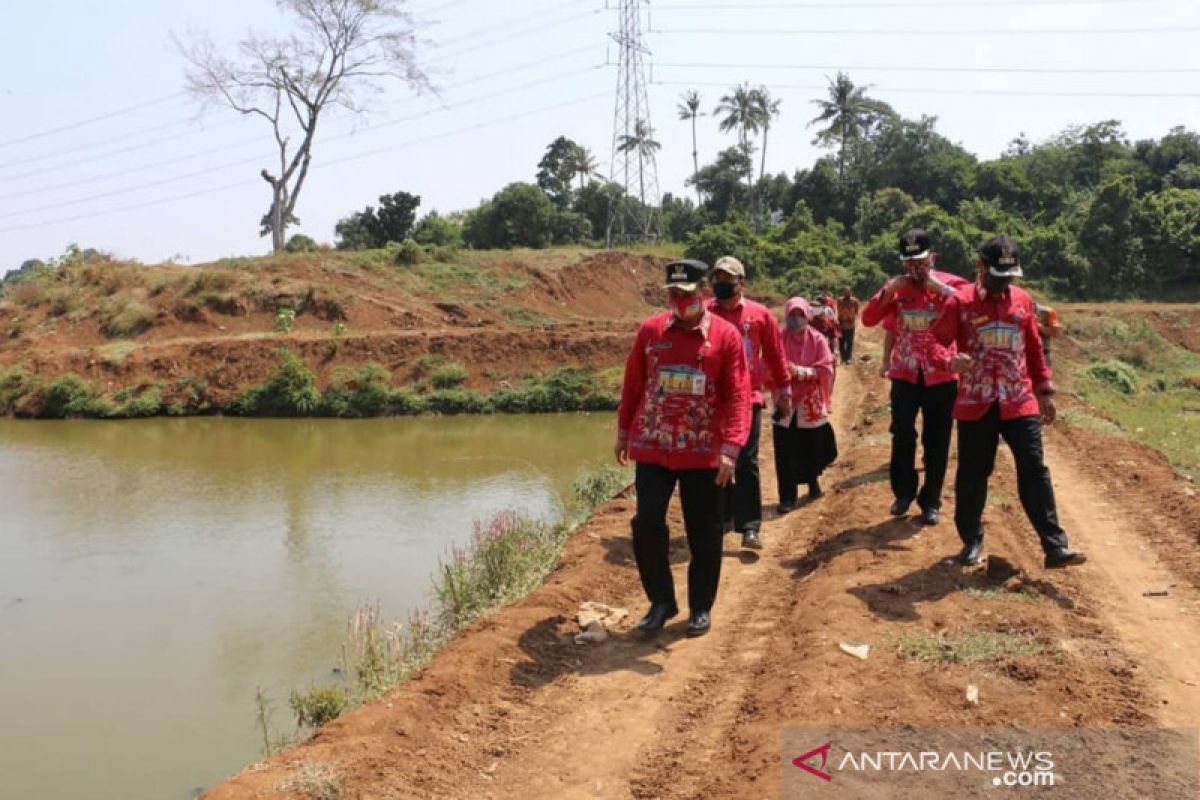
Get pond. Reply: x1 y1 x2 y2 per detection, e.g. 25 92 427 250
0 413 615 800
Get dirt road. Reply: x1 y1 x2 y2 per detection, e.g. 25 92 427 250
206 328 1200 800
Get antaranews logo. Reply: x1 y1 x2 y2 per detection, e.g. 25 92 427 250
790 740 1056 788
792 741 833 782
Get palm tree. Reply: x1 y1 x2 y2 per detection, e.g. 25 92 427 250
808 71 893 181
753 88 782 183
566 145 599 192
616 119 661 208
677 90 704 205
715 82 766 196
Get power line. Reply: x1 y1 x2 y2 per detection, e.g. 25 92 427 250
0 47 600 188
652 25 1200 35
0 113 220 171
1 48 600 198
0 91 610 234
651 78 1200 99
654 61 1200 75
427 8 605 64
0 65 607 216
436 0 593 48
0 93 187 150
0 6 585 173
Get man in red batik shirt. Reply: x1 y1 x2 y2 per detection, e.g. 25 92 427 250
707 255 792 550
616 259 751 637
931 236 1086 569
862 228 970 526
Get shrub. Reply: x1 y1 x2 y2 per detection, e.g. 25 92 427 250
289 685 348 731
100 298 154 338
275 307 297 334
285 233 319 253
114 386 163 418
428 361 467 389
233 350 321 416
392 237 424 266
41 374 107 418
0 366 40 414
323 364 393 417
425 388 487 414
1084 359 1139 395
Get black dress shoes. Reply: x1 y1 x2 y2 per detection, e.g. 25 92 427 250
956 539 984 566
636 603 679 632
919 506 941 526
1044 548 1087 569
891 496 915 516
686 611 711 637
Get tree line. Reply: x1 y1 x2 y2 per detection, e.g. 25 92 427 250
321 74 1200 301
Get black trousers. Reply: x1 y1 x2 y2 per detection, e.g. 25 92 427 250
722 404 762 533
889 376 957 511
632 462 724 613
839 328 856 363
954 403 1069 554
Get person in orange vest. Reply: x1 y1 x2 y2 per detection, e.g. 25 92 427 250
1034 303 1063 366
616 259 753 636
835 286 861 365
931 236 1086 569
861 229 971 525
707 256 793 550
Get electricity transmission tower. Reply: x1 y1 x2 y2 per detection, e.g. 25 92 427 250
606 0 660 246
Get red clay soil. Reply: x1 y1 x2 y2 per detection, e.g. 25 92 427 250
0 250 668 404
202 326 1200 800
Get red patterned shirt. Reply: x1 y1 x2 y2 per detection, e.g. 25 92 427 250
931 283 1055 421
618 311 751 470
861 269 969 386
707 296 791 408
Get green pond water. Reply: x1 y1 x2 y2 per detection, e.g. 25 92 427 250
0 414 615 800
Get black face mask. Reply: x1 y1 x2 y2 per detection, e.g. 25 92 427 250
712 282 738 300
983 274 1013 296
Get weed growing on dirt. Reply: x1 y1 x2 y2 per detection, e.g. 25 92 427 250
276 763 342 800
275 307 297 334
571 463 631 517
892 629 1049 663
964 587 1041 603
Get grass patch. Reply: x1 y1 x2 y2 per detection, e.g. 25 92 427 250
97 341 141 366
892 629 1048 663
1059 407 1127 437
499 306 555 327
99 296 154 338
987 490 1015 508
276 763 342 800
964 587 1041 603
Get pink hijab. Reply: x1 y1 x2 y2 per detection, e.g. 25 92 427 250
782 297 835 422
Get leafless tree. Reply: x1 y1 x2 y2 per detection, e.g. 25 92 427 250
176 0 431 252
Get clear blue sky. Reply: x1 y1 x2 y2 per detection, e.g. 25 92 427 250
2 0 1198 269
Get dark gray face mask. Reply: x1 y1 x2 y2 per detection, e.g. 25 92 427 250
983 274 1014 296
712 281 738 300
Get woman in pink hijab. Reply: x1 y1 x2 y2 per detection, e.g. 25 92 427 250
773 297 838 513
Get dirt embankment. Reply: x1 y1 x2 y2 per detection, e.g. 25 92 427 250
202 322 1200 800
0 249 667 409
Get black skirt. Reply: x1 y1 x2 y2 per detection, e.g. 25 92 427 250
772 417 838 499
